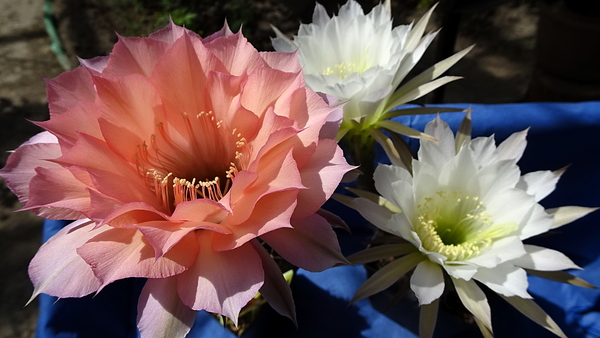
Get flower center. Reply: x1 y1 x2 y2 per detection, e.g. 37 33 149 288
321 51 373 79
415 190 515 261
136 111 249 212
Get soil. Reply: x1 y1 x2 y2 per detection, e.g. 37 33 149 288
0 0 542 337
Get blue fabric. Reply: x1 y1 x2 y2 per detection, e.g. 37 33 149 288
36 102 600 337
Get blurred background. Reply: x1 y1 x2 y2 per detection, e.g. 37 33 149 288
0 0 598 336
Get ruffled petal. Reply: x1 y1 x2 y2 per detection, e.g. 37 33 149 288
251 240 296 324
510 244 580 271
28 219 102 299
177 232 263 325
137 277 196 338
77 228 198 288
0 132 61 206
295 139 353 218
410 260 445 305
260 213 347 272
473 263 531 298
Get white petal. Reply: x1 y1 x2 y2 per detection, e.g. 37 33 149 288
547 206 599 229
443 264 479 280
389 180 417 221
312 2 330 26
412 159 442 204
466 236 525 268
473 263 531 298
349 197 395 231
452 278 493 333
410 260 445 305
516 169 562 202
374 163 412 202
474 160 520 201
419 116 455 168
519 202 554 240
469 136 497 167
496 128 528 162
510 244 580 271
484 188 539 233
438 145 477 190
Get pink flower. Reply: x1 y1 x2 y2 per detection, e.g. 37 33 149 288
0 23 352 338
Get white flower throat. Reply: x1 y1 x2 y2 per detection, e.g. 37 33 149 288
416 190 516 261
321 51 373 79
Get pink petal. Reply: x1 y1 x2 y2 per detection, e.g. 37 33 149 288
150 32 209 119
93 73 164 162
212 189 297 251
251 240 296 325
101 202 171 227
87 189 128 224
317 94 344 140
46 67 97 116
295 139 353 218
177 232 264 325
203 22 234 43
205 71 260 141
148 20 190 44
248 107 298 163
261 213 347 272
228 148 303 226
102 36 170 77
55 133 161 210
137 277 197 338
204 32 265 76
273 88 334 167
77 228 199 289
0 134 61 206
24 166 91 219
137 199 232 258
28 219 102 299
259 51 302 73
79 55 109 73
35 101 103 150
240 67 302 118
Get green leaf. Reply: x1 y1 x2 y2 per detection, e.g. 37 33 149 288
385 76 463 112
501 296 566 338
346 187 402 213
368 128 405 168
351 252 425 303
419 297 440 338
452 278 493 333
473 316 494 338
525 269 597 289
390 45 474 108
546 206 599 229
389 132 415 172
376 120 438 141
455 108 472 153
347 243 417 265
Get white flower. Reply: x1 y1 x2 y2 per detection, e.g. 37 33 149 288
273 0 434 122
346 116 597 337
272 0 471 157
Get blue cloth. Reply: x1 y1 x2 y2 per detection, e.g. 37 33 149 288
36 102 600 337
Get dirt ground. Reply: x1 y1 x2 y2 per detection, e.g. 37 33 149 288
0 0 541 337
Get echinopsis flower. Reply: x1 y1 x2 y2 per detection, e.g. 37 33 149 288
345 116 596 337
0 23 352 338
272 0 471 144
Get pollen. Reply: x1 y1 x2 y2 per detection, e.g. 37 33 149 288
321 52 373 79
135 109 251 213
415 190 496 261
